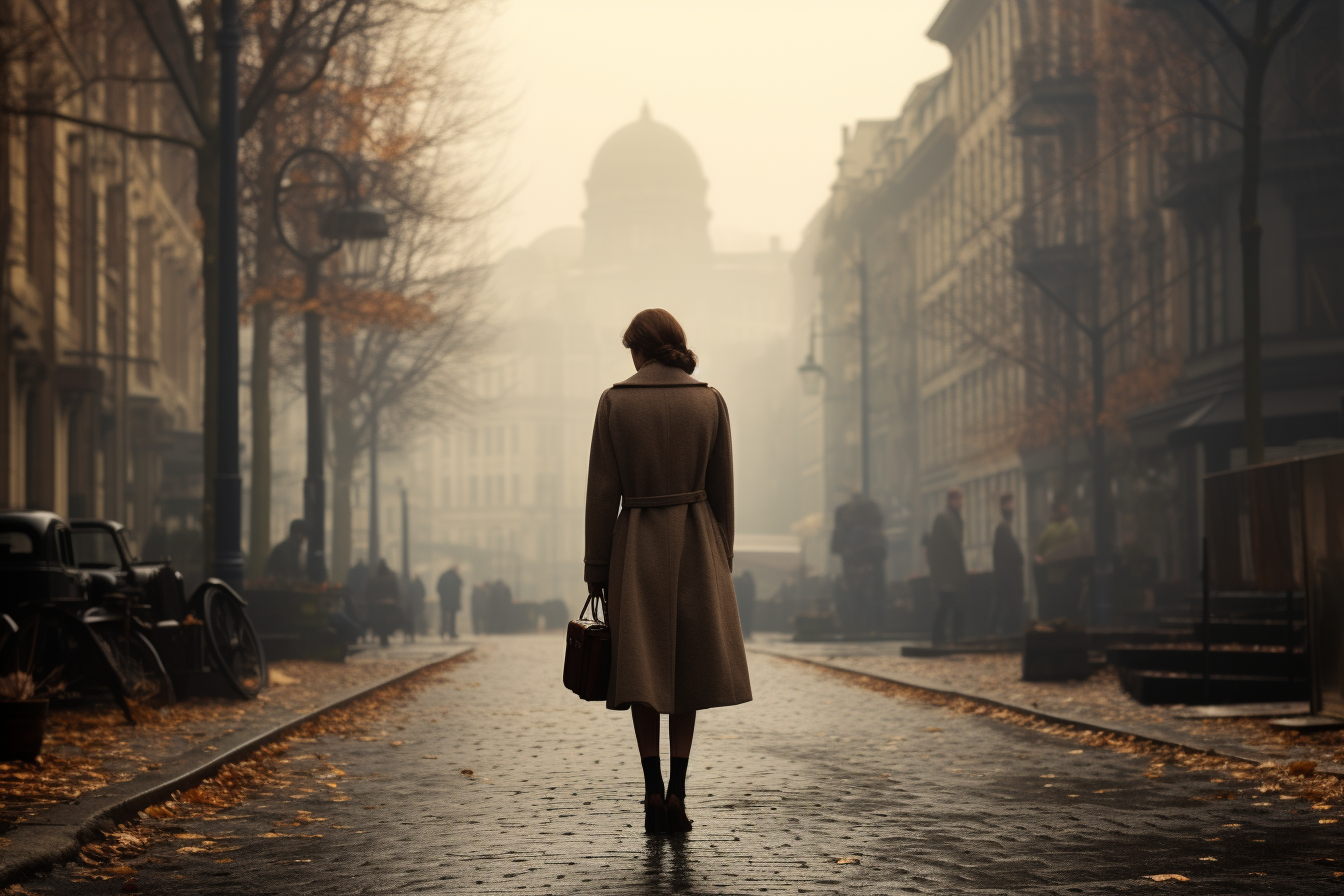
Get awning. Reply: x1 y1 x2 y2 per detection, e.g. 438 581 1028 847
1167 388 1343 447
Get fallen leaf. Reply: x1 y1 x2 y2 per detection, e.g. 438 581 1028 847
1313 858 1336 864
422 755 438 760
1319 818 1338 824
1313 804 1333 810
109 865 136 876
836 856 860 865
1068 749 1083 754
215 859 233 864
923 727 942 733
1198 856 1216 861
460 769 474 776
389 741 404 747
1145 874 1189 882
269 669 300 686
1287 760 1317 777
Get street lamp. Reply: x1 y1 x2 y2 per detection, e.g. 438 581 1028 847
797 317 824 397
275 149 388 583
798 249 870 496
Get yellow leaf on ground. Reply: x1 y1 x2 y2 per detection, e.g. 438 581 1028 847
1145 874 1189 882
836 856 860 865
1199 856 1216 861
269 669 300 685
108 866 136 876
1319 818 1338 824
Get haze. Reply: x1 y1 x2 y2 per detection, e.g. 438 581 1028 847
492 0 950 251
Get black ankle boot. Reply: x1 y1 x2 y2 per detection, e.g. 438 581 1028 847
644 792 667 834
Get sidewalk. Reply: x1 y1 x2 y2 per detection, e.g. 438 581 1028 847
748 635 1344 773
0 639 472 885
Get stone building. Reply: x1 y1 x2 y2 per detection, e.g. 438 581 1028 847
385 107 797 611
805 0 1343 611
0 1 203 563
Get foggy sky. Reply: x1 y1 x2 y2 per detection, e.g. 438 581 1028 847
490 0 949 253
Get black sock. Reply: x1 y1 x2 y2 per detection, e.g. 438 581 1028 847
641 756 664 798
668 756 689 800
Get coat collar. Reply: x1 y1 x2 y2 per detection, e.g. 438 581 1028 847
612 361 708 388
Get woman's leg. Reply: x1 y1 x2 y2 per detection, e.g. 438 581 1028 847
632 704 660 758
668 710 696 758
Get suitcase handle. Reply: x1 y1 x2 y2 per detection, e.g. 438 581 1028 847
579 591 609 626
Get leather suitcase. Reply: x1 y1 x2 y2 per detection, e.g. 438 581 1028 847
563 594 611 701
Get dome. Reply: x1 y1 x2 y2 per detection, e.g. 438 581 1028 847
583 105 711 269
586 104 707 201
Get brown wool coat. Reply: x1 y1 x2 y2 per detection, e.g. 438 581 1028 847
584 361 753 714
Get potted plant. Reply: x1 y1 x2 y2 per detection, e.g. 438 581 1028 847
1022 619 1092 682
0 671 51 762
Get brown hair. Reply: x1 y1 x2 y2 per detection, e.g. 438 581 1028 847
622 308 697 374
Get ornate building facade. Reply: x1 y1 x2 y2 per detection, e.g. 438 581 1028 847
0 1 203 566
804 0 1344 610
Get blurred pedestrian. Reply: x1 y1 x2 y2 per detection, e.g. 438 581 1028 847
264 520 306 582
366 559 403 648
584 309 751 836
830 492 886 633
927 488 967 646
734 569 756 639
990 493 1024 636
437 565 462 639
1035 499 1083 621
345 559 370 634
405 574 426 642
470 583 486 635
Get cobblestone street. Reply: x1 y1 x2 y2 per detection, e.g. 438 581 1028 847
22 633 1344 895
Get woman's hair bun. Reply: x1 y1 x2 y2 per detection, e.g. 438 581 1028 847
622 309 698 374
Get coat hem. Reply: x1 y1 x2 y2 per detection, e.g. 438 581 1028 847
606 694 754 714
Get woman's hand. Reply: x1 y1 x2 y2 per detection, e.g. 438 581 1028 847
588 581 607 598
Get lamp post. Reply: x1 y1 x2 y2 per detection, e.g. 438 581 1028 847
798 251 871 497
274 149 388 584
212 0 244 591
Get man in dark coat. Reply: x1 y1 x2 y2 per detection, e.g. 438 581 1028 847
405 574 426 642
344 559 370 632
264 520 306 581
366 559 403 647
927 488 967 646
469 583 486 635
734 569 756 639
437 565 462 639
830 492 886 633
990 493 1025 636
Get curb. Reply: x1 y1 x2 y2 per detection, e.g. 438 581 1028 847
0 646 473 887
749 647 1344 773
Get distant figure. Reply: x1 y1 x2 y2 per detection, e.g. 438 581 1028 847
405 574 427 642
264 520 306 582
366 559 403 647
1035 499 1084 621
991 493 1025 636
927 488 967 646
345 559 370 631
437 565 463 639
469 583 487 635
487 580 513 633
1035 500 1081 564
734 570 756 639
830 492 886 632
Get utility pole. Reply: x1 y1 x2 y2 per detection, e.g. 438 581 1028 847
400 481 410 584
858 249 871 498
211 0 244 592
368 406 380 565
303 259 327 582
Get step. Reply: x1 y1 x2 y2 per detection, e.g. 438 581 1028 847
1120 669 1311 706
1168 620 1308 645
1107 644 1309 677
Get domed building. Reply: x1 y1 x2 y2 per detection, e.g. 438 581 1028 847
403 107 799 621
583 104 712 269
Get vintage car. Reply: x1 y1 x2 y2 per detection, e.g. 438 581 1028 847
0 510 266 713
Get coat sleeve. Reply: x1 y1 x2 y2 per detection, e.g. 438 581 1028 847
583 390 622 583
706 388 735 571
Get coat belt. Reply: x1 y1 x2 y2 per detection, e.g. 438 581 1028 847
623 490 707 508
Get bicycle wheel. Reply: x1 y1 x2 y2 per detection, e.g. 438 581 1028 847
0 606 107 699
85 621 175 708
201 586 267 698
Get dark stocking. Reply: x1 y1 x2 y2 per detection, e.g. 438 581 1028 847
641 756 664 798
667 756 689 801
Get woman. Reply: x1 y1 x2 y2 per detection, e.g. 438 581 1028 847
584 308 752 834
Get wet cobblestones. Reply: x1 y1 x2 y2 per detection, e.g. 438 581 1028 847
22 632 1344 894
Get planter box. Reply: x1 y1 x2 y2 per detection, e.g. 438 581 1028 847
1022 629 1091 681
245 587 347 662
0 699 48 762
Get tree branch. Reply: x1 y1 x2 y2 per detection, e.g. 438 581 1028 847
0 107 202 150
1192 0 1252 55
